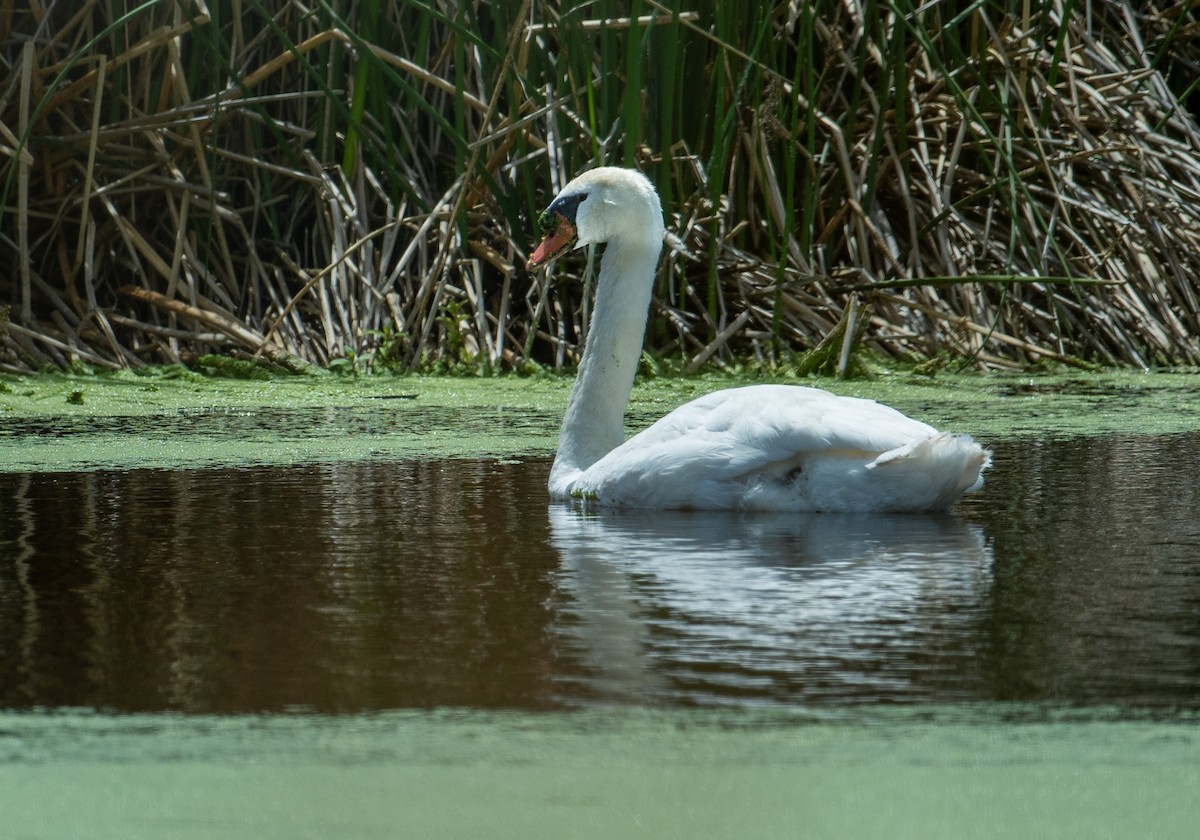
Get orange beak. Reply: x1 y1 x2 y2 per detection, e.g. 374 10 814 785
527 212 578 270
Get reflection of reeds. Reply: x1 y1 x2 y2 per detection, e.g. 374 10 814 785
3 1 1200 373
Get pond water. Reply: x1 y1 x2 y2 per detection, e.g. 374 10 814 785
3 393 1200 838
2 434 1199 713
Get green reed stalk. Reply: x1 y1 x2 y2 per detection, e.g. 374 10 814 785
342 0 378 175
621 14 644 167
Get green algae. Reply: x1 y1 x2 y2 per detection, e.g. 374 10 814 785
2 707 1198 840
1 368 1198 473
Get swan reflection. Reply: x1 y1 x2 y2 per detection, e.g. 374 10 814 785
548 505 994 706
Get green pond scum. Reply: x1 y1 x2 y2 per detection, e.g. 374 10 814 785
1 707 1198 840
2 367 1199 473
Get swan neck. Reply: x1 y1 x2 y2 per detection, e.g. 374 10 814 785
551 236 660 493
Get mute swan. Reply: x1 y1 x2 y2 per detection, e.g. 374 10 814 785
527 166 990 512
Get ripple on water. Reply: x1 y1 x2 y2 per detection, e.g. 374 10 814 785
1 432 1198 713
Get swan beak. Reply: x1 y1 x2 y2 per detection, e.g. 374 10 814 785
527 211 578 269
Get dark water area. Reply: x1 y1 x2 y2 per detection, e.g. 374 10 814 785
1 433 1199 714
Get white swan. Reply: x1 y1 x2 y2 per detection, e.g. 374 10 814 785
527 167 990 512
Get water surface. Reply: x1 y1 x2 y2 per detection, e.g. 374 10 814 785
2 433 1198 712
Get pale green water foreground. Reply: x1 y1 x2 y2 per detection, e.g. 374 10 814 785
3 708 1198 840
3 367 1200 471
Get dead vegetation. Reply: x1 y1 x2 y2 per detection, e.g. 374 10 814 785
2 0 1200 375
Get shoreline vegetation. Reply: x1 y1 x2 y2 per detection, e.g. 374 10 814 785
3 1 1200 376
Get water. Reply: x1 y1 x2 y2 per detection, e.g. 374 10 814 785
2 434 1199 712
3 429 1200 837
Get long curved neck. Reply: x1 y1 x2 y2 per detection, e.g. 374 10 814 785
550 236 660 493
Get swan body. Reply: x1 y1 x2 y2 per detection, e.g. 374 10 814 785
527 167 989 512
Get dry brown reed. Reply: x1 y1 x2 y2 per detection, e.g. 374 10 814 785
2 1 1200 375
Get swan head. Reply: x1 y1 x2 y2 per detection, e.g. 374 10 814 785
527 167 663 269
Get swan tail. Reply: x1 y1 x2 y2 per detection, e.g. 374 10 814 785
866 433 991 510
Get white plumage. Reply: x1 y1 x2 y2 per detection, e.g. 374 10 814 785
527 167 989 512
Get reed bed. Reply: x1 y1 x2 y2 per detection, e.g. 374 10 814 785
2 0 1200 375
